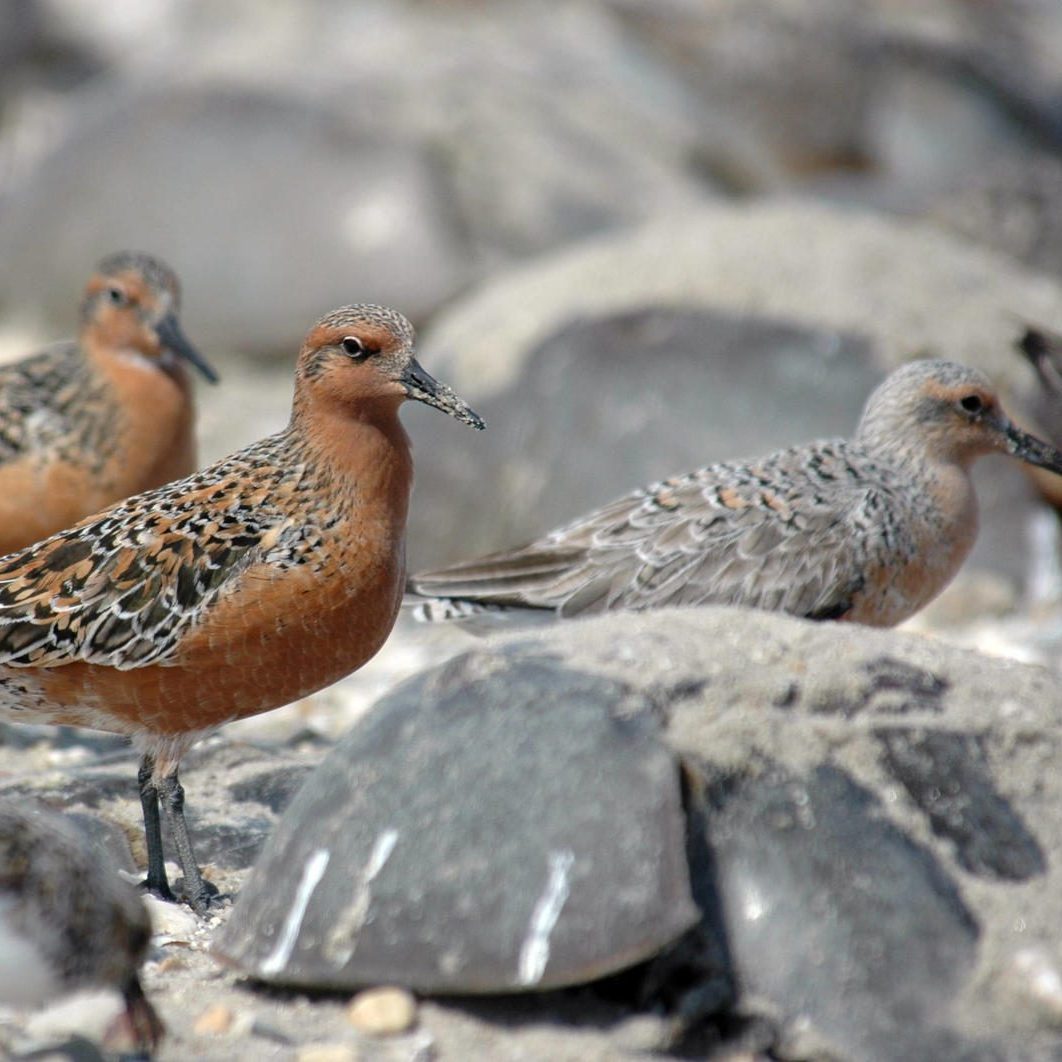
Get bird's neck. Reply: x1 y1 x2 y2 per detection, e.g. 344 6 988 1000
857 433 980 557
82 333 197 487
293 396 414 520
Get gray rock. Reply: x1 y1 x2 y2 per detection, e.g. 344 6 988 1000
410 202 1062 589
424 201 1062 406
0 86 470 357
223 606 1062 1055
512 607 1062 1053
613 0 1062 194
0 757 138 811
927 154 1062 292
216 655 698 993
0 3 714 359
368 2 710 265
876 727 1047 881
694 761 981 1061
64 811 137 875
229 765 314 816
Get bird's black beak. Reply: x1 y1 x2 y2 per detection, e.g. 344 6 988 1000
1017 327 1062 398
403 357 484 429
1003 419 1062 475
156 313 219 384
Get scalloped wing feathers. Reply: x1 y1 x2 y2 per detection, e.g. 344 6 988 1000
0 432 315 670
410 440 883 621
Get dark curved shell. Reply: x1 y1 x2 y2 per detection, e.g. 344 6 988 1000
215 651 698 992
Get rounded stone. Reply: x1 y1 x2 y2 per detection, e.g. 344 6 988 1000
346 986 417 1037
0 86 470 358
193 1004 236 1037
296 1047 358 1062
214 653 698 993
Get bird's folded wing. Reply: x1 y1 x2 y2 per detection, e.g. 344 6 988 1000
0 345 88 465
0 482 281 670
410 468 871 621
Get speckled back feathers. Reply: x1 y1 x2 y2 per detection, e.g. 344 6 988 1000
0 428 334 669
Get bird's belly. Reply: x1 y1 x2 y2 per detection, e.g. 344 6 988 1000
0 560 405 737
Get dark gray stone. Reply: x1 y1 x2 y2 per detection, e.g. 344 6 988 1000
216 653 698 992
876 727 1047 881
229 765 314 815
65 811 137 875
168 814 273 873
807 655 950 718
395 608 1062 1050
929 155 1062 282
408 307 880 568
696 760 980 1062
615 0 1062 193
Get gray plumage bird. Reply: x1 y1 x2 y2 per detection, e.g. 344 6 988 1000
409 359 1062 628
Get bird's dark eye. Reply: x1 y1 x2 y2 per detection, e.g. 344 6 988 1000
107 287 126 306
960 394 984 414
342 336 368 361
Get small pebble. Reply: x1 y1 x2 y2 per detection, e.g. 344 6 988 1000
347 986 417 1036
144 894 199 939
194 1003 236 1035
297 1045 359 1062
251 1016 294 1044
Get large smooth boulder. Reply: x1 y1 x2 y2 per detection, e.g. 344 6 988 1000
216 655 698 992
222 605 1062 1057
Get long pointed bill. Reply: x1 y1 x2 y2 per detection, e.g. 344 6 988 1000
1003 419 1062 475
156 313 219 384
403 357 485 429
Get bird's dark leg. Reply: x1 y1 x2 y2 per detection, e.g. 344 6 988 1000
121 972 165 1056
155 767 212 914
137 753 175 903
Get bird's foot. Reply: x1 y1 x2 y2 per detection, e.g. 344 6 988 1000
177 874 219 916
137 876 177 906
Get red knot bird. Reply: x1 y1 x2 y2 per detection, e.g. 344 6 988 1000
0 305 482 913
409 359 1062 628
0 801 162 1054
0 251 217 555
